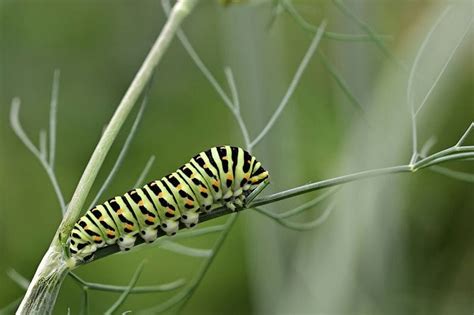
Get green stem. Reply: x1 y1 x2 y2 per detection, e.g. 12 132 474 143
251 165 411 206
15 242 68 315
16 1 199 314
59 0 199 239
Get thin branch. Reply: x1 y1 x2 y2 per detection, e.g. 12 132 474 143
161 0 234 111
416 19 473 116
255 200 336 231
413 144 474 169
69 272 185 293
159 240 212 258
250 20 326 149
279 0 392 42
269 187 338 219
39 129 47 161
10 99 67 213
7 269 30 290
88 84 151 209
251 165 411 207
429 166 474 183
332 0 406 70
10 99 43 160
49 69 60 169
420 136 474 183
280 1 371 116
104 261 145 315
267 0 284 31
224 67 251 148
318 50 365 115
455 123 474 147
80 288 89 315
407 5 452 164
133 155 156 188
417 152 474 169
252 146 474 207
162 0 253 151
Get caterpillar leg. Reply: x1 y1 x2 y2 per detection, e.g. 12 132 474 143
234 195 244 208
161 220 179 236
201 201 214 213
225 200 237 211
140 227 158 243
117 234 137 251
75 243 97 261
180 211 199 228
233 187 243 198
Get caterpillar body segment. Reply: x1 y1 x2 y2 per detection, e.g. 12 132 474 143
68 146 269 263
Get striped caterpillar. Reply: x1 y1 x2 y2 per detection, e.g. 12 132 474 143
68 146 269 263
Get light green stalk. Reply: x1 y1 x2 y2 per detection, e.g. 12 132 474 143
15 1 198 314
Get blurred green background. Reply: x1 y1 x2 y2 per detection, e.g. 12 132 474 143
1 0 473 314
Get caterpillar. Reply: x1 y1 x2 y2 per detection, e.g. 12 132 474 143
68 146 269 263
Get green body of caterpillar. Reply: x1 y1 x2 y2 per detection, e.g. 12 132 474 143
68 146 269 263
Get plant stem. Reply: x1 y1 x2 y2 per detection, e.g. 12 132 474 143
16 1 198 314
15 241 68 315
251 165 411 206
59 0 198 239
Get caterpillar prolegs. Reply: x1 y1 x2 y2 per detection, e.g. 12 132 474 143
68 146 269 263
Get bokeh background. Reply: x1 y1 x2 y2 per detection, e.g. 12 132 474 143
1 0 473 314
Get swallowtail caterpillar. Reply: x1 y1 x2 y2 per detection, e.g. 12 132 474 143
67 146 269 264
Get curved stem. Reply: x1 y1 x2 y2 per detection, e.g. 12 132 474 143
68 272 185 293
250 21 326 148
279 0 392 42
10 99 67 214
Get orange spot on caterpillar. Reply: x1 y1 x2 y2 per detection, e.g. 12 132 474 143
117 209 124 215
125 224 134 230
138 200 144 206
227 174 233 180
199 186 207 192
93 236 101 241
